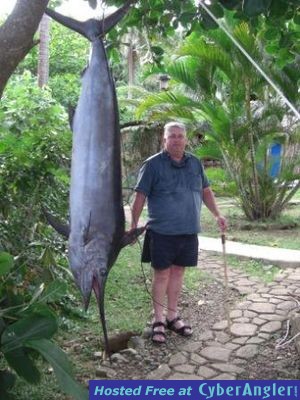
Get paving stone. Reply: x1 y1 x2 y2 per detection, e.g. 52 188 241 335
260 314 286 321
269 288 290 295
205 341 225 347
169 352 188 366
174 364 196 374
276 309 289 316
215 331 231 343
246 337 265 344
230 310 243 318
286 274 300 281
197 366 217 379
257 286 269 293
248 303 276 313
237 301 252 310
200 346 232 362
258 332 270 339
212 320 228 330
232 358 247 365
181 342 202 353
225 342 240 350
236 279 255 286
197 330 214 341
277 301 297 311
190 353 207 366
230 323 257 337
211 373 236 380
252 317 268 326
260 321 282 333
146 364 171 380
167 373 202 380
233 317 250 323
236 344 259 359
232 337 249 344
287 285 297 292
260 293 273 298
243 310 257 318
211 363 244 374
247 294 267 302
270 298 284 304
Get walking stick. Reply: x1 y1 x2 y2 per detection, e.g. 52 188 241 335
221 233 231 331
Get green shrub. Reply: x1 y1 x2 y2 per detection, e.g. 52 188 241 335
205 167 237 197
0 71 71 254
0 251 87 400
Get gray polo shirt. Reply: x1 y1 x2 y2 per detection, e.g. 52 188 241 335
135 151 209 235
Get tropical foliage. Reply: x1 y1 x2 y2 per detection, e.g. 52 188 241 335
0 72 89 398
0 251 88 400
135 19 300 220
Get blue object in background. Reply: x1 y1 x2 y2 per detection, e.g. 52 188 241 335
269 143 282 178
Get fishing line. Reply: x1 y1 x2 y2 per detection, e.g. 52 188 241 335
197 0 300 121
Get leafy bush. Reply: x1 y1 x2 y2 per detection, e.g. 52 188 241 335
0 71 71 255
0 251 88 400
205 167 237 197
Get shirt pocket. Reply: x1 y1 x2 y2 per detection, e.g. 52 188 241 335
189 172 202 192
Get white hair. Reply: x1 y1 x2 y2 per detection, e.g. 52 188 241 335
164 122 186 138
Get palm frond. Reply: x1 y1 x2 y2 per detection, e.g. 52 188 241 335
194 141 223 161
178 38 233 79
136 91 200 119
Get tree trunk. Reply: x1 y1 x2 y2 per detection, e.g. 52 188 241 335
38 14 50 87
0 0 49 98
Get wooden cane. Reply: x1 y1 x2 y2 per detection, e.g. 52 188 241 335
221 233 231 331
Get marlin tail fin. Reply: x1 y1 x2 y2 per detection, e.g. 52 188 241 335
46 0 135 41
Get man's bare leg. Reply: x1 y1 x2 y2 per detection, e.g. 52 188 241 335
151 268 170 342
166 265 192 334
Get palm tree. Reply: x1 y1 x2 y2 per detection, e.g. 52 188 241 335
135 23 300 220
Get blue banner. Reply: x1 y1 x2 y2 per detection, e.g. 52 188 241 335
89 380 299 400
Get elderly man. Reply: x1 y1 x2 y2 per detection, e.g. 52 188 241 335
131 122 227 344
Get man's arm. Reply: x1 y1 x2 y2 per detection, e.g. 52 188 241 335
202 187 227 232
131 191 146 229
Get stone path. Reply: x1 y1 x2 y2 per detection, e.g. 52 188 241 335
146 252 300 380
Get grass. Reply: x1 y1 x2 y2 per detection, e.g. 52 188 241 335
5 243 209 400
226 255 280 283
201 194 300 250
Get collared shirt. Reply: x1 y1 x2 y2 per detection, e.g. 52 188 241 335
135 150 209 235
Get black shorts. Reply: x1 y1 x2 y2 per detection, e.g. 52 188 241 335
141 229 199 270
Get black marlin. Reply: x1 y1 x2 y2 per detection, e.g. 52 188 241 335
45 1 144 356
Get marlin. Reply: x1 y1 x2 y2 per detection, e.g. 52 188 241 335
45 1 144 356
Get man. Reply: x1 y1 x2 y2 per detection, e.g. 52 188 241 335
131 122 227 344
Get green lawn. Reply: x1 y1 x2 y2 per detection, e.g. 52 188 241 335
201 194 300 250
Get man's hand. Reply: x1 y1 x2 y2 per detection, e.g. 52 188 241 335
216 215 227 232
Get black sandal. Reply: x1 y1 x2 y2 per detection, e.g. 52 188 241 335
166 316 192 337
151 321 166 344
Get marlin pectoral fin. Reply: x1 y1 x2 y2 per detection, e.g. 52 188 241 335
121 225 146 248
42 208 70 238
